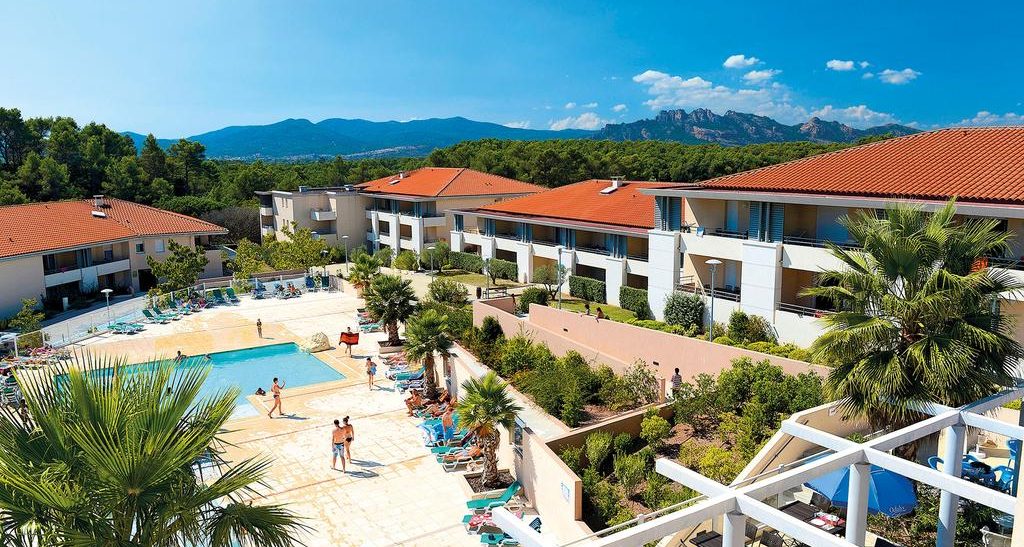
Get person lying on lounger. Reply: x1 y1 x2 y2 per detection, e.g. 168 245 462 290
441 443 482 463
405 389 424 416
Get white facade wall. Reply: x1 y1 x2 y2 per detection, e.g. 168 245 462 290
647 230 681 320
0 257 46 318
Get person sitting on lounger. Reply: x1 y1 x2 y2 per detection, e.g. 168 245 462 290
405 389 424 416
441 443 482 463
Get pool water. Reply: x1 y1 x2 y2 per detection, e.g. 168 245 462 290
63 343 345 418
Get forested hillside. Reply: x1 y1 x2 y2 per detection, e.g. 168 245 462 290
0 106 873 241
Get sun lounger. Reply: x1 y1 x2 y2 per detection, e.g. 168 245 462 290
225 287 241 303
141 309 170 324
393 369 424 382
438 450 483 472
210 288 229 305
153 304 182 320
480 532 519 546
359 323 383 333
320 275 330 291
305 276 317 292
466 481 522 513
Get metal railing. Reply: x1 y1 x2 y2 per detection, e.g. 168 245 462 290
713 228 749 239
676 278 740 301
782 235 859 250
777 302 836 317
986 255 1024 271
626 253 649 262
575 244 611 256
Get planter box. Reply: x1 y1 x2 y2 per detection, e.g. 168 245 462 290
458 469 511 500
378 339 406 354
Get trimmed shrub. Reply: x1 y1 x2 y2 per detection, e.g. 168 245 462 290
517 287 549 313
727 310 777 344
485 258 518 281
613 453 646 496
569 275 606 303
613 433 634 456
585 431 614 472
560 445 584 474
449 251 484 273
480 316 504 344
712 335 737 346
393 250 418 270
744 341 775 354
373 247 394 267
640 411 672 450
664 292 704 329
618 286 651 319
561 384 585 427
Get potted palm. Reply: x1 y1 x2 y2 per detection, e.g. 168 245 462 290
457 372 523 493
363 273 418 352
0 354 308 545
347 253 381 296
404 308 453 400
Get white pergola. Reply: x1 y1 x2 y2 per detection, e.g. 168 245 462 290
494 386 1024 547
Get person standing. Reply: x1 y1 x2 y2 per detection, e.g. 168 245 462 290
256 318 263 339
441 405 455 442
671 367 683 397
267 377 285 418
342 327 355 355
331 419 347 472
342 416 355 461
366 357 376 390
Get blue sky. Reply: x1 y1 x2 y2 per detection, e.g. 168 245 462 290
2 1 1021 136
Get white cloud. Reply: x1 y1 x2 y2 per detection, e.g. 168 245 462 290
582 102 598 108
958 111 1024 126
612 104 628 113
878 68 921 85
810 105 898 126
743 69 782 83
723 54 759 69
564 102 577 109
862 72 875 79
631 69 899 128
859 61 871 69
549 112 610 130
503 121 531 129
826 59 855 71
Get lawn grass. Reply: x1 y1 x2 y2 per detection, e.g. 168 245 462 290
436 270 522 288
558 299 637 322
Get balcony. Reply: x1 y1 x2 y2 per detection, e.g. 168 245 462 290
259 206 274 216
575 244 611 256
782 235 858 250
777 302 836 318
494 232 519 240
311 209 336 221
711 228 748 240
626 253 648 262
681 231 744 262
676 276 741 301
43 258 131 288
261 225 275 236
311 230 336 241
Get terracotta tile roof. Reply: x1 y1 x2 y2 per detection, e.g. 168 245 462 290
476 180 682 230
0 198 225 260
698 127 1024 204
358 167 545 198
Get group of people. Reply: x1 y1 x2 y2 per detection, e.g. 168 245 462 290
331 416 355 472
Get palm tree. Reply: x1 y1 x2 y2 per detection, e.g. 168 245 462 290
347 253 381 294
404 309 453 399
456 372 523 488
0 352 308 546
363 274 418 346
802 199 1024 429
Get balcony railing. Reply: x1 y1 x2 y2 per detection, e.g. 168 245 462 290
576 245 611 256
712 228 749 240
676 276 740 301
494 232 520 240
533 238 558 247
626 253 649 262
985 255 1024 271
777 302 836 317
782 235 859 250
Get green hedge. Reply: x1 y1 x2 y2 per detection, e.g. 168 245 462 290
486 258 518 281
618 286 651 320
569 275 606 303
517 287 549 313
450 251 484 273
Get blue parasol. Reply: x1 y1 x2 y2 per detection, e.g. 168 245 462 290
805 464 917 517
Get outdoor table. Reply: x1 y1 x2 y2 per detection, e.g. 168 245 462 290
780 501 817 521
780 501 846 536
689 530 722 547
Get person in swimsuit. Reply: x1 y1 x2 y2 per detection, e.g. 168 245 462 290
342 327 355 355
405 389 423 416
441 405 456 441
331 419 346 472
342 416 355 461
366 357 376 390
267 377 285 418
256 318 263 339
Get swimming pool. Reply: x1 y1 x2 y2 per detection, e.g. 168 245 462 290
62 343 345 418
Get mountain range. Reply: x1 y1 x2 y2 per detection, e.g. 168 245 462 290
125 109 918 160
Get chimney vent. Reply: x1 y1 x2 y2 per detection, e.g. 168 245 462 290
93 195 107 208
298 185 310 193
399 171 406 179
601 176 626 195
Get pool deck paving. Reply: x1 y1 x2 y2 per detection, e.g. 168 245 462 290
70 289 483 546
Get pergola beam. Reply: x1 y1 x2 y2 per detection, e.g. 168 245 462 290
735 496 851 547
962 412 1024 441
589 494 737 547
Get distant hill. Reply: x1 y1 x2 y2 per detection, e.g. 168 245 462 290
595 109 919 145
124 117 592 160
124 110 919 160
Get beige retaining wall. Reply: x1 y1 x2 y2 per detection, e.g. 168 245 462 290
472 298 828 385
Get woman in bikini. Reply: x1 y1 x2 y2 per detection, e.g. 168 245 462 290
267 377 285 418
342 416 355 461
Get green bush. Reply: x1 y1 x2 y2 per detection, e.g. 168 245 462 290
786 348 811 362
640 411 672 450
698 446 745 484
727 310 777 344
642 472 668 509
485 258 518 281
374 247 394 267
618 286 651 320
480 316 504 344
597 374 634 411
585 431 614 472
569 275 606 303
561 384 585 427
517 287 549 313
712 335 737 346
426 278 469 307
560 445 584 474
497 334 552 378
626 318 695 336
392 250 418 270
664 292 704 329
744 341 775 354
613 453 646 496
623 360 659 406
613 433 634 456
449 251 484 273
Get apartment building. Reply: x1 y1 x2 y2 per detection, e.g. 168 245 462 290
642 127 1024 346
452 179 683 306
258 168 544 255
0 196 226 317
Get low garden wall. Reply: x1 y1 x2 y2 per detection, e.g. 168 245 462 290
472 298 827 385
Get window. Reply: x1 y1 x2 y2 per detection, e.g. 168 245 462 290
154 239 165 253
135 242 145 254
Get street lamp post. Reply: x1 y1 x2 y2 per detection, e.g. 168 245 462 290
704 259 722 340
556 245 565 309
342 235 350 275
426 244 436 275
101 288 113 328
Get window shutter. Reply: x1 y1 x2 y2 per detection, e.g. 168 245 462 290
670 198 682 230
748 201 763 240
769 203 785 242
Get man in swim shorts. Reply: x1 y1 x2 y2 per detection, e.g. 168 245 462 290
331 419 346 472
